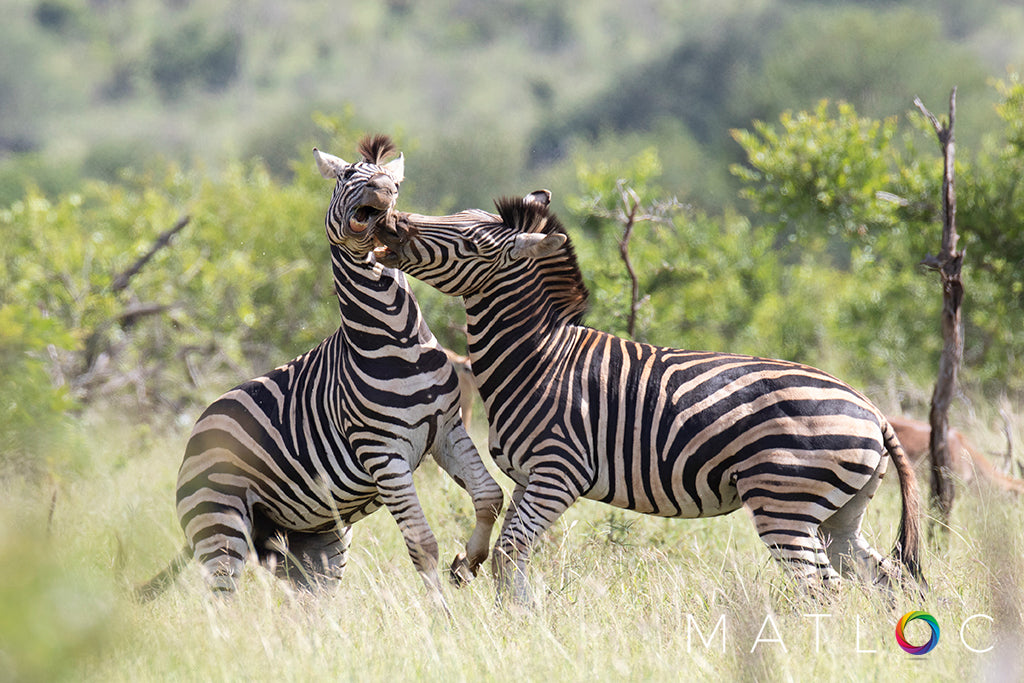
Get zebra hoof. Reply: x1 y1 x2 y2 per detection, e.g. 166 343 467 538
449 552 475 588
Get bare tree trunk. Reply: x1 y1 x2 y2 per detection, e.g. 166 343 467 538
915 89 964 530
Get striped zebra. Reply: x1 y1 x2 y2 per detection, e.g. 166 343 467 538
137 136 502 610
375 193 925 604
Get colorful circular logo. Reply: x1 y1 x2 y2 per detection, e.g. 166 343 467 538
895 611 941 655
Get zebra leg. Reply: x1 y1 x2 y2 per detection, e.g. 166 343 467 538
735 477 841 592
261 526 354 590
183 503 253 594
492 469 581 607
432 423 504 585
362 451 449 614
818 459 895 587
496 484 527 546
490 483 527 595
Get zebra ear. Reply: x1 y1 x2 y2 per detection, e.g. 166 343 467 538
524 189 551 207
313 148 350 179
384 153 405 184
511 232 566 260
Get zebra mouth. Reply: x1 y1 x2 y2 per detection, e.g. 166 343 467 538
349 205 384 233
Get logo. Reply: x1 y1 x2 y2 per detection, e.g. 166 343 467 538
895 611 941 655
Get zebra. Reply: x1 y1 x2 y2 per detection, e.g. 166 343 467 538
137 136 503 611
374 192 926 604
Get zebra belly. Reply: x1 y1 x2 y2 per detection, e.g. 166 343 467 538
258 488 385 530
583 453 743 519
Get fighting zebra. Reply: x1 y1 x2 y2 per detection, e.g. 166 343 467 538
375 193 925 604
137 136 503 610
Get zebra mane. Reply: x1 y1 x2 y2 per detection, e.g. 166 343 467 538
357 134 398 164
494 196 590 324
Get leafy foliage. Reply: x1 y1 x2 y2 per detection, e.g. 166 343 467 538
731 101 905 249
0 304 77 478
0 132 358 445
732 80 1024 392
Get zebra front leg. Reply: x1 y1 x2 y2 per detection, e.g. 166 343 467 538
432 423 504 586
362 451 450 615
492 469 580 607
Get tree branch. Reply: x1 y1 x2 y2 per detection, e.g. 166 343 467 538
110 215 190 293
618 187 642 339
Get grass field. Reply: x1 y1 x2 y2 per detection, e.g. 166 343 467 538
3 408 1022 682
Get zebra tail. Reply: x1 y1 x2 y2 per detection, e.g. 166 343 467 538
882 418 928 590
134 546 192 603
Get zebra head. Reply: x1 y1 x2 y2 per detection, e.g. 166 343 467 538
378 190 570 297
314 134 405 259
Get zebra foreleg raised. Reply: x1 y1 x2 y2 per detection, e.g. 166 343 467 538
432 424 504 586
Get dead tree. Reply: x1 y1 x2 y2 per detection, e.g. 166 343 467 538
915 89 964 529
110 215 191 293
585 180 680 339
617 187 644 339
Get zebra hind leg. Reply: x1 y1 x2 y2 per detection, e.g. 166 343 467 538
818 459 897 589
190 516 252 595
737 479 841 594
753 516 841 594
260 526 354 591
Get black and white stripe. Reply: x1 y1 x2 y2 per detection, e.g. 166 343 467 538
379 193 924 603
139 137 502 608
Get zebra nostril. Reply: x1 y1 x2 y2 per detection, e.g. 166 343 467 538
367 173 398 195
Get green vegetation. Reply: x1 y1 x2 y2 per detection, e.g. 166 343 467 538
2 0 1024 678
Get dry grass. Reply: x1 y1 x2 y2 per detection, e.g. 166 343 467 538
2 408 1022 682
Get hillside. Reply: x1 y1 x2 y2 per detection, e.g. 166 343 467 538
2 0 1022 211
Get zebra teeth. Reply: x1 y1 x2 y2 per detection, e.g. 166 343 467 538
372 242 399 266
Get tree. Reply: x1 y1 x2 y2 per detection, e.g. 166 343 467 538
915 89 964 529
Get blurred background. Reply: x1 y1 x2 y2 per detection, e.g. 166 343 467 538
3 0 1021 208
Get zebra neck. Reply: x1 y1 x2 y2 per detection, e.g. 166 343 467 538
330 245 426 351
464 289 576 399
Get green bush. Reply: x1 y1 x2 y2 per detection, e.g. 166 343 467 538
0 304 77 480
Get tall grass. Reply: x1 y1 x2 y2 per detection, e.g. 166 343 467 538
2 409 1022 682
